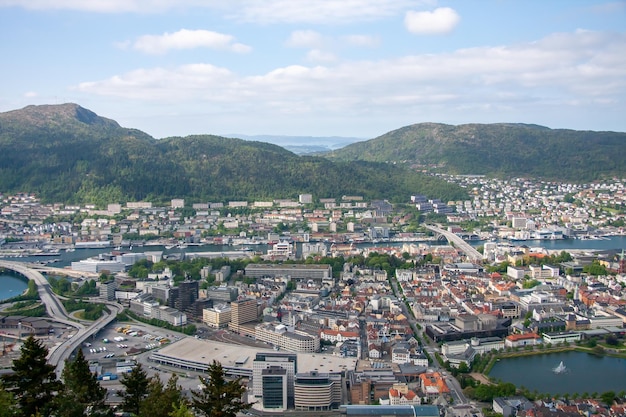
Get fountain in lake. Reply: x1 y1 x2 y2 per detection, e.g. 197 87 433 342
553 361 566 374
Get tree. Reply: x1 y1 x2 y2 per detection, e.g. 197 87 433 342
600 391 616 406
140 374 186 417
191 360 251 417
169 402 195 417
1 335 61 417
118 363 150 416
58 348 110 417
0 381 18 417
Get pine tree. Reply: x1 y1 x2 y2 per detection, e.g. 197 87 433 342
0 381 18 417
191 360 251 417
58 348 111 417
118 363 149 416
1 335 61 417
140 373 186 417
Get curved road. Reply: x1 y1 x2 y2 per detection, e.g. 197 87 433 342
0 260 123 378
424 224 483 262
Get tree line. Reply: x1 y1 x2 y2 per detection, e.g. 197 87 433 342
0 336 250 417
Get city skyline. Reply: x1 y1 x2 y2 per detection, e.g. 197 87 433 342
1 0 625 139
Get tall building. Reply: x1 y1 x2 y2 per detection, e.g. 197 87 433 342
173 280 199 314
261 367 288 411
252 353 297 408
294 371 341 411
229 298 258 334
100 280 116 301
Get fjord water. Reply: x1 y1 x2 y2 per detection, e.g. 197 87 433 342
0 273 28 301
489 351 626 395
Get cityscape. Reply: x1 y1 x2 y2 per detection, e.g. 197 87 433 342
1 1 625 415
0 172 625 416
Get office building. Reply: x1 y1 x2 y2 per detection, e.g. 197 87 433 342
252 353 297 408
294 371 341 411
229 298 258 334
261 367 288 411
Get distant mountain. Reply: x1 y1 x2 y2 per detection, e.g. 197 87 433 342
326 122 626 181
0 104 465 205
222 134 365 154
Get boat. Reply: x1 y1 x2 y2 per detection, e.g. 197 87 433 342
553 361 566 374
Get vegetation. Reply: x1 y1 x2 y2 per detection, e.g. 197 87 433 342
192 360 251 417
57 349 111 416
48 276 99 297
0 104 466 204
62 298 108 320
1 336 62 417
327 122 626 181
125 309 197 335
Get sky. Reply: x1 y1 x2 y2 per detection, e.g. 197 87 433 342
1 0 625 139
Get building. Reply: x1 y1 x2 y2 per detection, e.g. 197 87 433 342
229 298 259 334
99 280 116 301
172 280 198 314
418 372 450 399
252 353 297 407
294 371 341 411
245 264 333 284
203 304 231 328
207 286 238 302
255 322 320 353
261 366 288 411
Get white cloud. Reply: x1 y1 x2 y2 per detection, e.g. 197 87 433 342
130 29 251 54
0 0 430 23
232 0 429 24
24 91 38 98
75 31 626 125
306 49 337 63
286 30 324 48
342 35 380 47
405 7 460 35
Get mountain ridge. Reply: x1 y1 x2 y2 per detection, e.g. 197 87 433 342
0 104 466 205
326 122 626 180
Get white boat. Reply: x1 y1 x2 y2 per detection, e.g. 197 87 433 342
553 361 566 374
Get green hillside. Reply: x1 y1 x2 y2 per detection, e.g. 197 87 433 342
0 104 466 205
326 123 626 181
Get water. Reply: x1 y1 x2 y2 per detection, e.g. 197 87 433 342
489 350 626 395
0 273 29 301
471 235 626 251
5 236 625 269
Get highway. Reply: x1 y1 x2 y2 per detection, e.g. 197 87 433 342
423 224 483 262
0 260 123 378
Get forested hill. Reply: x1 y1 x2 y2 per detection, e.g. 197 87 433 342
0 104 466 205
325 122 626 181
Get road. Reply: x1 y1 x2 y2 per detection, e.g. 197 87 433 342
0 260 123 378
424 224 483 262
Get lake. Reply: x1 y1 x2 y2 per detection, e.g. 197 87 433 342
488 350 626 395
0 273 29 301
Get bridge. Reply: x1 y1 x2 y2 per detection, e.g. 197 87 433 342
424 224 483 262
0 260 122 378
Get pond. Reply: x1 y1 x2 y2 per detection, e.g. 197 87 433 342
488 350 626 395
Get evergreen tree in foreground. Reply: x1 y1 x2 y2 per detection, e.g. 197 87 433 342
192 360 251 417
58 348 111 417
1 335 61 417
140 373 186 417
118 363 149 416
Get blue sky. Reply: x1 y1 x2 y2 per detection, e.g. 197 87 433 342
1 0 625 139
